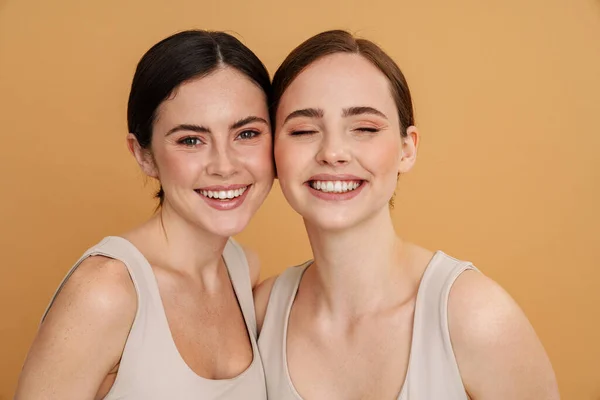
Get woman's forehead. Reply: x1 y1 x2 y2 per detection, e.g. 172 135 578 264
277 54 396 117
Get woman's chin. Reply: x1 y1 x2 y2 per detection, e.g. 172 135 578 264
303 212 360 232
200 215 252 238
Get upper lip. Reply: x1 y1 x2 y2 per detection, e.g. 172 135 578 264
196 184 250 191
307 174 364 182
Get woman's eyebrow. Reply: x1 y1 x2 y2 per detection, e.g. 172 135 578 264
342 106 388 120
166 124 211 135
283 108 325 124
230 115 269 130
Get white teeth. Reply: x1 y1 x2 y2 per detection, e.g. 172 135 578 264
198 186 248 200
309 180 361 193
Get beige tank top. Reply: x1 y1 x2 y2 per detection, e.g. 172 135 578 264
42 236 266 399
258 250 477 400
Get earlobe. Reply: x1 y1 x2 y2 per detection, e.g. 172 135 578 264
126 133 158 178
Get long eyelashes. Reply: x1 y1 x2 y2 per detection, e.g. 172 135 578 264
178 136 203 146
177 130 263 147
236 130 262 140
289 127 380 136
290 130 318 136
355 127 380 133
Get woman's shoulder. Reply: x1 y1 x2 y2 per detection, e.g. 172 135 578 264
15 254 137 398
253 261 311 334
46 254 137 326
42 235 139 331
447 262 532 351
447 266 559 398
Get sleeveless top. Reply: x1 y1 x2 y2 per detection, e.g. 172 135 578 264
41 236 267 400
258 250 478 400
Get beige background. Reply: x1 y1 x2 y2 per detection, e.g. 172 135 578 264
1 0 599 398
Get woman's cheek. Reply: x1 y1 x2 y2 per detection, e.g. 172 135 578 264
274 142 297 179
244 143 274 176
362 137 402 175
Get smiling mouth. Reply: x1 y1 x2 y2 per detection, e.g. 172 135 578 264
196 185 249 200
308 180 364 193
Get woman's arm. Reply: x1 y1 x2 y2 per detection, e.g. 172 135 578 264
449 270 560 399
15 256 137 400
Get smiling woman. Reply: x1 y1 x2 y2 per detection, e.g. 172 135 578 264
129 61 274 235
254 30 560 400
15 30 274 400
162 115 270 211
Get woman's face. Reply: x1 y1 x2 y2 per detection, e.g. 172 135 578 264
274 53 417 231
133 67 274 237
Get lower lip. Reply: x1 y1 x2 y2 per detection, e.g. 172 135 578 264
306 182 365 201
196 186 251 211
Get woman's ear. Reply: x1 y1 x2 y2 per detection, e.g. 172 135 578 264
398 126 419 174
127 133 158 178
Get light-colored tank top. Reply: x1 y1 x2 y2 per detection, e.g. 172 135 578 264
258 250 477 400
42 236 267 399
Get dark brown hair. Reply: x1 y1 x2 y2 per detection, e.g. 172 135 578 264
271 30 414 135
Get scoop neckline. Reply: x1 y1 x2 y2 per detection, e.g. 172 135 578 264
107 235 260 384
280 251 445 399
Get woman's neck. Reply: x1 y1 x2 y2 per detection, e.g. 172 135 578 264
303 207 415 317
124 202 229 284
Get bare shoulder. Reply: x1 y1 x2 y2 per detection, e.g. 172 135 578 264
253 275 278 334
15 256 137 399
448 270 519 338
240 244 261 289
46 255 137 322
448 269 559 399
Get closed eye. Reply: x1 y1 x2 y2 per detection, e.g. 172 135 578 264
178 136 204 146
290 130 318 136
354 127 380 133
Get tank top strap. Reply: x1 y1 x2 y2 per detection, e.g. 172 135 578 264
401 251 477 399
222 238 258 337
41 236 155 324
260 262 310 338
257 261 311 399
41 236 268 399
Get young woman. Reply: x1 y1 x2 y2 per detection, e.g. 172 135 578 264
255 30 559 400
16 30 274 399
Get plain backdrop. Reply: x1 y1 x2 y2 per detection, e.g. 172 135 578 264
0 0 599 398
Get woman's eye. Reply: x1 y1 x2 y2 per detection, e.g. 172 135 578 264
290 130 317 136
355 127 380 133
237 130 260 140
178 137 203 146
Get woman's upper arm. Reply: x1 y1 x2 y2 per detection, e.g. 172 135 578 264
449 270 560 400
15 256 137 400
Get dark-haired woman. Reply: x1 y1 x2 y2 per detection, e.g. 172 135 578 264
255 30 559 400
16 30 273 400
